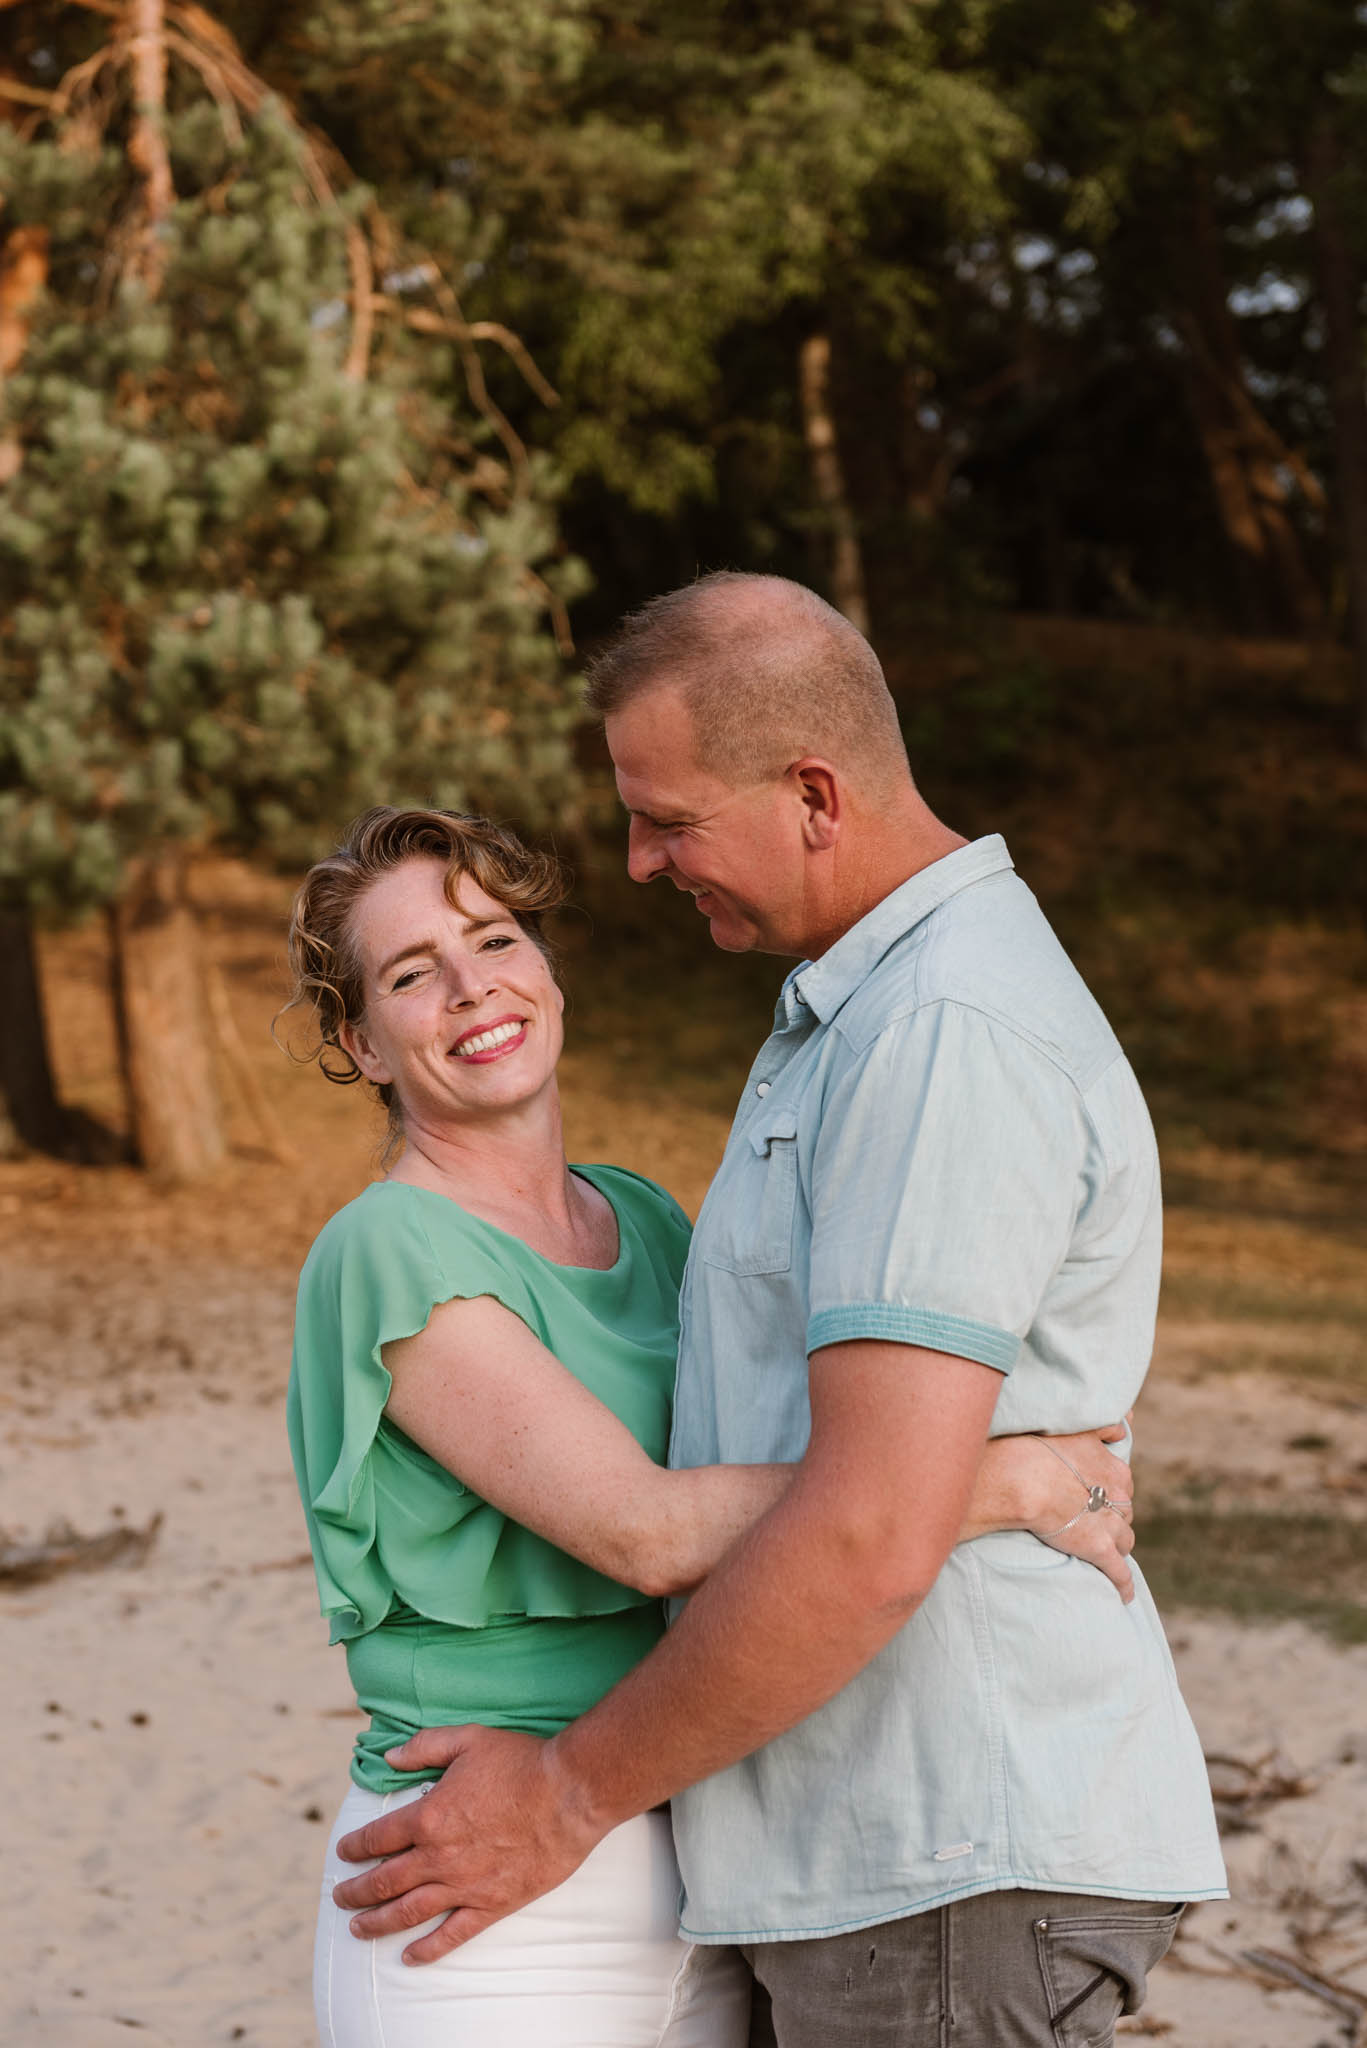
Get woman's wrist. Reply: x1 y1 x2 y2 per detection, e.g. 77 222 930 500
960 1436 1049 1541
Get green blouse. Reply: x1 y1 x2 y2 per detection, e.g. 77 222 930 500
286 1168 692 1790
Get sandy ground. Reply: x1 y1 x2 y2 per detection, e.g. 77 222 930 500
3 1242 1367 2048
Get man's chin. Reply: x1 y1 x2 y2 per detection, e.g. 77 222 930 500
702 909 757 953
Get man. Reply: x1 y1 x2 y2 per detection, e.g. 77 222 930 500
334 574 1225 2043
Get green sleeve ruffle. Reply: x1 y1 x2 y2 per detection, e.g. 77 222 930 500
286 1188 654 1644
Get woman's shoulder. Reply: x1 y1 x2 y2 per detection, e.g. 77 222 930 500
576 1164 692 1243
301 1180 431 1272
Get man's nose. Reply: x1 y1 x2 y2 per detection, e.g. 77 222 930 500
627 819 668 884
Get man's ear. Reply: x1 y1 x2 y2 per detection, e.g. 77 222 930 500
791 758 841 851
339 1017 392 1086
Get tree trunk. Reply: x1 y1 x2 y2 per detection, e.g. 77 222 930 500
0 906 66 1159
1307 112 1367 754
127 0 174 296
798 333 870 635
1176 167 1322 636
110 854 226 1182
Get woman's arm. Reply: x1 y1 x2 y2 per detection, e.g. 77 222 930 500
383 1293 788 1598
384 1293 1138 1601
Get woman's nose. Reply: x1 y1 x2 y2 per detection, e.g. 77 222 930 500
442 958 496 1004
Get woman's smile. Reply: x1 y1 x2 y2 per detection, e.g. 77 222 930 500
450 1015 529 1062
338 859 565 1119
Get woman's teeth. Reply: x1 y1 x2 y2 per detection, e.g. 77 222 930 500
454 1021 522 1057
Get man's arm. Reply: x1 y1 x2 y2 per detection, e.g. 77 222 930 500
332 1337 1003 1961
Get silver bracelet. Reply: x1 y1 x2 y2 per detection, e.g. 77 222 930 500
1038 1438 1124 1535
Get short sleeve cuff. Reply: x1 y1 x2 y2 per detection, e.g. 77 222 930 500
806 1304 1020 1373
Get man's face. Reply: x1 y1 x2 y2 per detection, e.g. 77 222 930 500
605 687 806 956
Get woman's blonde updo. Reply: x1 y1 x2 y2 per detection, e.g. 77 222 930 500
280 807 569 1137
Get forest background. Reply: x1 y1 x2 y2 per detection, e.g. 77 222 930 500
2 3 1367 2043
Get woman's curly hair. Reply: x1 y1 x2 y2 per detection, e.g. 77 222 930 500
279 807 569 1143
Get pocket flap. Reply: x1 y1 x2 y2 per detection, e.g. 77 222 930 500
749 1109 799 1155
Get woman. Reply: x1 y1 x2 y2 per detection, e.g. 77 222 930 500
285 806 1136 2048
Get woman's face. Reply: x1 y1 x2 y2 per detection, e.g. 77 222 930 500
338 857 564 1132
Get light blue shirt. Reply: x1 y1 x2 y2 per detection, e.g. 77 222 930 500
668 836 1226 1941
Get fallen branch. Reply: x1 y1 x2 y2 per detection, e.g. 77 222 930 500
247 1550 314 1574
1238 1947 1366 2034
1206 1749 1314 1831
0 1512 162 1587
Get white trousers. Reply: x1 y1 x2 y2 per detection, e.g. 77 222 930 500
314 1782 752 2048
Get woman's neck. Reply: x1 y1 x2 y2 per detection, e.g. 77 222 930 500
386 1091 615 1267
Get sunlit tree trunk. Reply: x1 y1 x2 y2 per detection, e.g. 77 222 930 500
1307 113 1367 754
127 0 174 295
0 221 48 484
110 854 226 1182
799 332 870 635
105 5 225 1178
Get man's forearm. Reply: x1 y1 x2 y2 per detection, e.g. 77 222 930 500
549 1344 1004 1833
547 1468 914 1829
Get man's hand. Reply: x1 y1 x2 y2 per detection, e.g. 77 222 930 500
331 1725 603 1965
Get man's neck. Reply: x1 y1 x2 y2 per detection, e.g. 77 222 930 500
799 811 970 961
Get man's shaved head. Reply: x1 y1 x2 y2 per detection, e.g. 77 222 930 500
584 573 910 801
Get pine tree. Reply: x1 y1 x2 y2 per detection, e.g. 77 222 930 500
0 0 582 1176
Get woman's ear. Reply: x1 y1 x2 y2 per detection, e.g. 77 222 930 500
339 1017 392 1086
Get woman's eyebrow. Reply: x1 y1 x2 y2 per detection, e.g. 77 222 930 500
376 917 514 980
376 939 438 980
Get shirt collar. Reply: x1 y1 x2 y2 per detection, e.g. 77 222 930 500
786 835 1015 1026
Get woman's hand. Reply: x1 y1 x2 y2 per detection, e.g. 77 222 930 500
966 1422 1136 1602
1027 1425 1135 1599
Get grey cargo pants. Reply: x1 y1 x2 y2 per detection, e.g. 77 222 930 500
742 1889 1183 2048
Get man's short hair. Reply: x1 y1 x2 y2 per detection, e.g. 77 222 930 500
584 572 909 796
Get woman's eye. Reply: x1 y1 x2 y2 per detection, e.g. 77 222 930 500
391 968 424 991
481 934 516 952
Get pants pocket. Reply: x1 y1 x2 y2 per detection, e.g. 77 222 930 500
1034 1905 1183 2048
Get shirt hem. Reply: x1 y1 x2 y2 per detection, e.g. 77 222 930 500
806 1303 1019 1373
680 1877 1230 1944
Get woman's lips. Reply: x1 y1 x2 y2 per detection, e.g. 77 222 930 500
450 1016 527 1062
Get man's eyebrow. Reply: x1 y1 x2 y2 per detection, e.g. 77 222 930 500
376 917 512 980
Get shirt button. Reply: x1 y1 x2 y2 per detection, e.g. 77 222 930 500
756 1080 771 1097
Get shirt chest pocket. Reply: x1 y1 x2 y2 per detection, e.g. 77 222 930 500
699 1110 799 1276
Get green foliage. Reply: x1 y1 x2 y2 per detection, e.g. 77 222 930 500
269 0 1028 541
0 95 583 917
